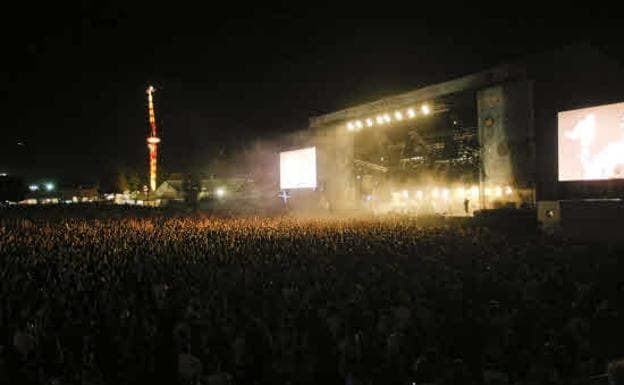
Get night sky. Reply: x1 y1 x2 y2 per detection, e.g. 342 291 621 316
2 3 622 186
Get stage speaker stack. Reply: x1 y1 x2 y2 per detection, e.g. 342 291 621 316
477 80 535 208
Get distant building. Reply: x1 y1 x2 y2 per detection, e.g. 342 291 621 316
154 180 183 200
60 186 99 203
21 184 99 205
155 176 258 202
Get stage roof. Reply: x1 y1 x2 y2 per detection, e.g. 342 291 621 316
309 63 525 128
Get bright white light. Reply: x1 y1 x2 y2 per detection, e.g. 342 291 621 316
366 118 373 127
402 190 409 198
495 186 503 197
416 190 423 199
383 114 391 123
421 104 431 115
45 183 54 191
279 147 317 190
376 115 384 124
394 111 403 120
432 188 439 198
456 187 465 197
29 184 38 191
347 122 355 131
0 173 7 177
442 188 450 200
505 186 513 195
470 186 479 198
407 108 416 118
355 120 363 129
215 187 226 197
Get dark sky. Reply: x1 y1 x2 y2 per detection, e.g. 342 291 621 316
2 3 622 184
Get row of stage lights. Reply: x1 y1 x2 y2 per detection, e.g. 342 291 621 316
392 185 514 201
346 103 432 132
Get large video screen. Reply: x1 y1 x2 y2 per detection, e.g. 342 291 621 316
280 147 317 189
558 101 624 181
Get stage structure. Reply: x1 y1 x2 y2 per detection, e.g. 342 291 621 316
146 86 161 191
309 64 536 215
301 43 624 239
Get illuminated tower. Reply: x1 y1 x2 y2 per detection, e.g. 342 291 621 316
146 86 161 191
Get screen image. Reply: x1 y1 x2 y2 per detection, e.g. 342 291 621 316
558 101 624 181
280 147 317 189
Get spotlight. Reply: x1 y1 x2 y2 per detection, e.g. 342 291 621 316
383 114 391 123
505 186 513 195
376 115 384 124
495 186 503 197
29 184 39 191
347 122 354 131
421 104 431 115
215 187 226 197
366 118 373 127
355 120 363 129
407 108 416 118
45 183 55 191
402 190 408 198
394 111 403 120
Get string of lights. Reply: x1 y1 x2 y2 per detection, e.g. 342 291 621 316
346 103 433 132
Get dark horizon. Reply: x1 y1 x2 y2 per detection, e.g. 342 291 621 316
2 4 623 185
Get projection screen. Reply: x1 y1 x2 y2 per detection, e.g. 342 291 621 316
280 147 317 189
558 101 624 181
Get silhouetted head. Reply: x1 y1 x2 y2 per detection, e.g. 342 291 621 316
608 358 624 385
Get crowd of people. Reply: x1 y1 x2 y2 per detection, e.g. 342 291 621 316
0 206 622 384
